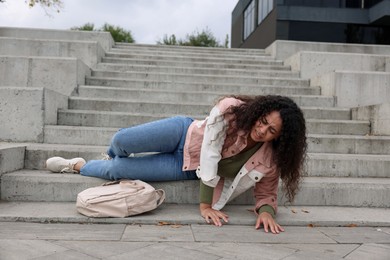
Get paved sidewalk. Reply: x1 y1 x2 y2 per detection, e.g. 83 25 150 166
0 221 389 260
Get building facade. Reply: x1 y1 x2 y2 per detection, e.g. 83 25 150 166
231 0 390 49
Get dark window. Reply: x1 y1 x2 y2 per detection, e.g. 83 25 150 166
258 0 274 24
244 0 256 39
286 21 390 44
280 0 384 8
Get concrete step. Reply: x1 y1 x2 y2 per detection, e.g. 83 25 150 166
96 63 292 77
2 170 389 208
84 77 310 95
58 107 351 125
0 202 388 227
306 153 390 178
74 87 328 106
114 42 268 55
57 108 351 127
85 76 309 89
102 56 285 68
105 52 275 64
42 126 390 153
307 134 390 154
68 96 335 114
57 109 369 135
91 70 300 84
108 48 271 60
78 84 321 98
23 143 390 178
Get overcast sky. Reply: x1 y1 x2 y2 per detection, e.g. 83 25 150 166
0 0 238 45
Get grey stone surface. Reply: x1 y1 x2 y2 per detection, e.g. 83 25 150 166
0 239 70 260
345 243 390 260
122 225 195 242
352 102 390 135
0 143 25 174
312 70 390 108
266 40 390 60
53 241 153 259
318 227 390 244
285 51 387 79
0 26 114 52
0 87 68 142
1 222 388 260
191 225 336 244
0 37 104 68
0 56 90 96
0 222 125 240
0 201 389 227
3 170 390 207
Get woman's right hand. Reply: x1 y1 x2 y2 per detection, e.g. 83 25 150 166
199 203 229 227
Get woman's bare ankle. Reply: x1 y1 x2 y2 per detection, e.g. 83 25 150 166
74 161 85 172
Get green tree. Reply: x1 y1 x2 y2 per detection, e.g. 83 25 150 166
71 23 95 31
157 28 227 48
1 0 63 13
184 28 220 47
101 23 134 43
71 23 135 43
157 34 178 45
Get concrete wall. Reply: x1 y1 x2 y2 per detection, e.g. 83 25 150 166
0 56 90 96
266 40 390 60
311 71 390 108
285 51 388 79
0 87 67 142
0 144 25 174
0 37 104 68
0 27 114 52
352 103 390 136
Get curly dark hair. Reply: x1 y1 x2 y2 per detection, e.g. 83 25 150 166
221 95 307 203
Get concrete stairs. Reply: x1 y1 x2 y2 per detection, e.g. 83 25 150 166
1 40 390 226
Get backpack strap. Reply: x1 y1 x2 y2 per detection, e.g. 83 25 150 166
155 189 166 206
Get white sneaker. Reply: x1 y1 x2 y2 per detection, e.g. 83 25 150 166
45 157 86 173
100 152 112 160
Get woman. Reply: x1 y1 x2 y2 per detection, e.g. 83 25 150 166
46 95 307 234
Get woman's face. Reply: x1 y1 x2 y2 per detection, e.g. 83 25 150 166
250 111 282 143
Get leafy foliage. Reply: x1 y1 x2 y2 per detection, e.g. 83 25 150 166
28 0 63 13
157 28 228 48
101 23 134 43
71 23 135 43
0 0 63 13
71 23 95 31
157 34 179 45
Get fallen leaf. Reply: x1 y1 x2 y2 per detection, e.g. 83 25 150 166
345 223 358 227
170 224 182 228
301 209 310 213
291 209 298 214
308 223 315 228
157 221 171 226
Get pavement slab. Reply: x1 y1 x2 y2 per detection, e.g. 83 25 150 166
191 225 336 244
0 222 389 260
345 243 390 260
318 227 390 244
122 224 195 242
0 222 126 241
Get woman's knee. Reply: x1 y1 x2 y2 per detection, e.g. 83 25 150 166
109 130 129 157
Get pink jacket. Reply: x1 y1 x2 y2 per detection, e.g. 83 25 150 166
182 97 279 213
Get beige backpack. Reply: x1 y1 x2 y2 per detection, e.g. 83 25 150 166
76 180 165 218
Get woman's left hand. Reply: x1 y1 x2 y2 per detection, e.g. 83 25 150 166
255 212 285 234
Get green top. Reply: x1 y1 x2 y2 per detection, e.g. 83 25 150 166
199 142 276 217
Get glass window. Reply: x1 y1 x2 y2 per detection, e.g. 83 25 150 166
244 0 255 39
258 0 274 25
